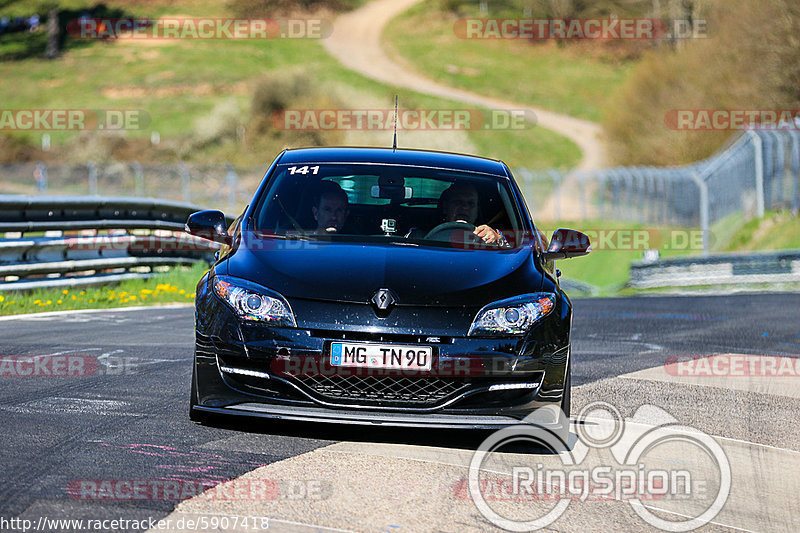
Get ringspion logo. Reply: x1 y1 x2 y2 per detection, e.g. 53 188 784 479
468 402 731 531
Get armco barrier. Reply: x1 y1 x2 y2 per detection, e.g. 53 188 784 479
0 195 232 291
629 249 800 288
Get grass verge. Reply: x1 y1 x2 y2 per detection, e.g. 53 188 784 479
382 0 634 123
552 210 800 296
0 0 581 173
723 211 800 251
0 263 206 316
540 220 699 296
3 210 798 314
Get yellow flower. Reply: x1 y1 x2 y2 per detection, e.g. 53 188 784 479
0 295 4 303
129 295 137 300
62 289 69 295
45 300 52 305
79 291 86 295
57 300 62 304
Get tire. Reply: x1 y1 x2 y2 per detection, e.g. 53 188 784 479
555 361 572 446
189 361 207 423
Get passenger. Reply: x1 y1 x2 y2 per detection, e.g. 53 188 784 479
312 181 350 234
439 183 507 245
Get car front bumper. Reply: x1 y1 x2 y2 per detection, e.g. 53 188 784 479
193 280 571 429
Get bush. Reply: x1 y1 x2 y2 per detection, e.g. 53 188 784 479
193 99 245 148
440 0 654 17
247 70 345 149
227 0 363 17
603 0 800 166
0 134 39 162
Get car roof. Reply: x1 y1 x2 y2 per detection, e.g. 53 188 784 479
276 147 510 177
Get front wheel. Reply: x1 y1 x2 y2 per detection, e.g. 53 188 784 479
189 361 207 423
556 362 571 445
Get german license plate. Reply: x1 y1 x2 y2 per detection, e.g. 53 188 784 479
330 342 433 371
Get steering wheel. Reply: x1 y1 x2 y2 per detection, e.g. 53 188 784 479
423 221 484 244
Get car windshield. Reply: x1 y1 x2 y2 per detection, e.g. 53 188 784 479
251 162 526 249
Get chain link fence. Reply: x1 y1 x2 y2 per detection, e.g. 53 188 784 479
0 161 265 215
517 130 800 255
2 129 799 254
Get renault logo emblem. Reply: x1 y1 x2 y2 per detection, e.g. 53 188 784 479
371 288 396 311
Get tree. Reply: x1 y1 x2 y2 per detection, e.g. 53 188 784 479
45 6 59 59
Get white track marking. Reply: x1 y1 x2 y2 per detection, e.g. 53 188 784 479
0 303 192 322
618 353 800 399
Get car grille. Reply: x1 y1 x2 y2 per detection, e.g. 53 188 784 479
295 375 472 406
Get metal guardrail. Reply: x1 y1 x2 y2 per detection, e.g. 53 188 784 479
0 195 232 291
629 250 800 288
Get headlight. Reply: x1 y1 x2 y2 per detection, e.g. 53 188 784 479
212 275 296 326
468 293 555 336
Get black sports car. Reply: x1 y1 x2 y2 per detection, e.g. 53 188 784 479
186 147 590 437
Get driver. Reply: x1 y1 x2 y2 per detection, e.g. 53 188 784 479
439 183 507 245
312 181 350 234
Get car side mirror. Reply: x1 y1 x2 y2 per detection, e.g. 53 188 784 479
185 210 231 245
541 228 591 261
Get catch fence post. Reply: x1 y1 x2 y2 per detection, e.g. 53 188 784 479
548 169 561 221
181 163 192 204
88 161 98 195
577 170 587 221
34 161 48 193
226 164 238 214
691 172 709 257
790 130 800 214
747 131 765 218
132 162 144 196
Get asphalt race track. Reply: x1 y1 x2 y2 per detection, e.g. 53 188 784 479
1 294 798 532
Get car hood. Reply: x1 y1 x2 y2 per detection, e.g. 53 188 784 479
225 237 542 307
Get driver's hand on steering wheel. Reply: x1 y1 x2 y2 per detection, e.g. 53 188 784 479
473 224 502 244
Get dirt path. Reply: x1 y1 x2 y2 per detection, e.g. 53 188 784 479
322 0 606 171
